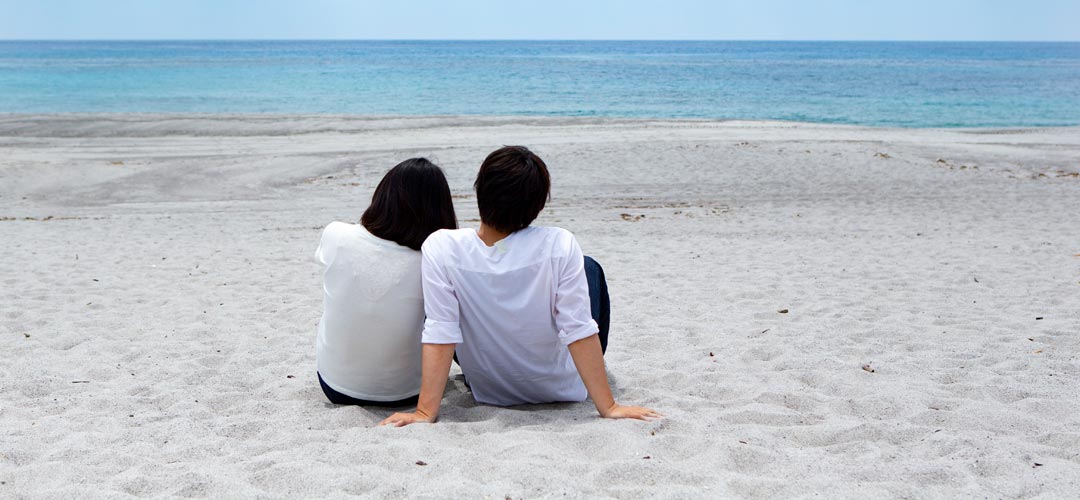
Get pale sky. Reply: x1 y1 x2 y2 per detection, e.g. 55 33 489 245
1 0 1078 41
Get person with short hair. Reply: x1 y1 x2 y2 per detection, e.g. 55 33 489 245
315 158 457 406
380 146 660 426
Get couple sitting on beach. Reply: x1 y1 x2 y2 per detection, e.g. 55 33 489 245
314 146 660 426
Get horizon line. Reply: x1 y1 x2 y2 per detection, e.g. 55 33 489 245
2 38 1079 43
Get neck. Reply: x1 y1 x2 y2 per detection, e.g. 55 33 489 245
476 223 511 247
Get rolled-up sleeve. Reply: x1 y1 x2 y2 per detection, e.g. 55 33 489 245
420 236 463 344
554 235 599 345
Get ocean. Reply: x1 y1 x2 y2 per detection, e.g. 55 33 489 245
2 40 1079 127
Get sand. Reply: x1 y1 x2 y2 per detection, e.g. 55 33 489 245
1 114 1079 499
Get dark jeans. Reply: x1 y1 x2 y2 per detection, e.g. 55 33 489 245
318 372 419 407
583 256 611 354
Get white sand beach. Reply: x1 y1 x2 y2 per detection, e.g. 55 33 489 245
2 115 1079 499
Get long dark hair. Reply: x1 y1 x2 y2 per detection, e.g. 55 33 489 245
361 158 457 251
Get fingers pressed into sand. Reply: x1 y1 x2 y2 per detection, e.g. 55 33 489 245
637 409 662 420
378 413 404 426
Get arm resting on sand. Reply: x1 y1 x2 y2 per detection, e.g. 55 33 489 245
567 334 662 420
378 343 456 427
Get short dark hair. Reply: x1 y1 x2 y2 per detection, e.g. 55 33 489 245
473 146 551 234
361 158 457 251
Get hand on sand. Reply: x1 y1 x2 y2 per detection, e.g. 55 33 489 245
600 404 662 420
378 410 435 427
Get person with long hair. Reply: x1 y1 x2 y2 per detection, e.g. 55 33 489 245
380 146 659 425
314 158 457 406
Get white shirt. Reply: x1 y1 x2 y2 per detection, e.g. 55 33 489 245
421 226 599 406
314 222 424 401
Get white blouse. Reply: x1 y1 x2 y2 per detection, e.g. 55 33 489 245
421 226 599 406
314 222 424 401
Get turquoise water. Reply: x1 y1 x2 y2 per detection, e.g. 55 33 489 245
2 41 1079 127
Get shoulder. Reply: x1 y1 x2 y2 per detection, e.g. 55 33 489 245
322 222 419 256
315 221 359 265
527 226 579 254
421 228 473 253
320 221 354 244
532 225 576 243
